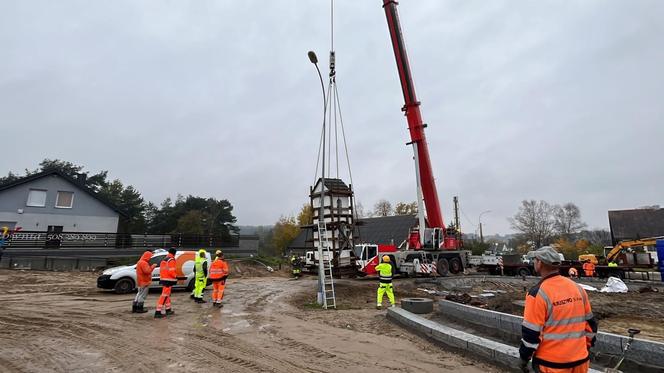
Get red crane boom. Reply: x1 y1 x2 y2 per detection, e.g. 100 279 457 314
381 0 444 230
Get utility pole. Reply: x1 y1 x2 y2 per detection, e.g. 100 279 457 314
453 196 460 234
478 210 491 245
479 222 484 244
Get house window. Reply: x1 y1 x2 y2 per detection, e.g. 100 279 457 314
26 189 47 207
55 191 74 208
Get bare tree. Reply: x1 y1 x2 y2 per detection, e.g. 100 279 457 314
373 199 393 217
578 229 611 246
553 203 587 238
509 200 556 248
394 201 418 215
354 201 366 218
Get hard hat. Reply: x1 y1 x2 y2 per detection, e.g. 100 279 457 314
382 255 390 262
531 246 561 265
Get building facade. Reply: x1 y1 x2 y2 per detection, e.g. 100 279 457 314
0 170 122 233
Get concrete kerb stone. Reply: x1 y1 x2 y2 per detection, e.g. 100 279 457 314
388 307 605 373
438 300 664 369
387 307 516 369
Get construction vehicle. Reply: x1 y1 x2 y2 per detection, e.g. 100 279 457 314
605 237 660 265
354 1 469 278
475 253 534 277
577 237 662 279
97 249 211 294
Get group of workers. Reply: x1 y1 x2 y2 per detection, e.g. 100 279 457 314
131 248 229 318
568 258 618 279
134 245 598 372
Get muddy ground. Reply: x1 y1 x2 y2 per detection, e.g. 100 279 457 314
0 269 503 373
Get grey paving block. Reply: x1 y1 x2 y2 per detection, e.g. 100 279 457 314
466 337 497 359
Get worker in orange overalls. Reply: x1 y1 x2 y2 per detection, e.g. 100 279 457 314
155 248 177 318
568 267 578 279
208 250 229 308
133 250 156 313
582 260 595 278
520 246 598 373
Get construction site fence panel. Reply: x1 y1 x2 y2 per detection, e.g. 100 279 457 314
0 256 109 272
0 230 253 249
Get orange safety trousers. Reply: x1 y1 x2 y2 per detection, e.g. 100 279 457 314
156 286 172 312
535 360 589 373
212 280 225 303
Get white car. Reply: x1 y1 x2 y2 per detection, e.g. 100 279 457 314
97 249 211 294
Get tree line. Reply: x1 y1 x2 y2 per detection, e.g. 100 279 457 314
0 159 238 240
507 200 611 259
263 199 418 256
367 199 418 217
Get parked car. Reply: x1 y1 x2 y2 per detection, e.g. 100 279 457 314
97 249 211 294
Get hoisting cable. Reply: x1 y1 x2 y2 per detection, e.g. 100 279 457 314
313 118 324 185
327 81 333 179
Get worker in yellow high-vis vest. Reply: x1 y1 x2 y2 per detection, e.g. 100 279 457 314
375 255 395 309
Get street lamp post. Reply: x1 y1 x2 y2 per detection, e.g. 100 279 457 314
478 210 491 244
308 51 328 305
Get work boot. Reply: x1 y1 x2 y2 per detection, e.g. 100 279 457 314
131 302 137 313
197 298 207 304
376 305 382 310
190 293 195 299
136 303 148 313
165 309 175 316
154 310 164 319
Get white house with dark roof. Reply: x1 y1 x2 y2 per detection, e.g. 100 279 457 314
0 170 124 233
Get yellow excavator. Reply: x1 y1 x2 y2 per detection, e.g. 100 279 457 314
579 237 663 265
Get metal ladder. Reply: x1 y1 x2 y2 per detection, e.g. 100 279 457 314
318 220 337 309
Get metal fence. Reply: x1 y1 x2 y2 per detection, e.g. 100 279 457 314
0 256 109 271
0 230 252 249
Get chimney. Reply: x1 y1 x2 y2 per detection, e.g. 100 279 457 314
76 173 87 185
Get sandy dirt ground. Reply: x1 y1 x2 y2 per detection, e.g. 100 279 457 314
0 269 505 373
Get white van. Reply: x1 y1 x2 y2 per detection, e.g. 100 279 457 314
97 249 211 294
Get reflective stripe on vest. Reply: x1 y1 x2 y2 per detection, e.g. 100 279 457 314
527 276 592 364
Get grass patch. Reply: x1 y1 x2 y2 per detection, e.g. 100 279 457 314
303 301 323 309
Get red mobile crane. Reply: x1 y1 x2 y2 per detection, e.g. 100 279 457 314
355 0 467 277
383 0 463 249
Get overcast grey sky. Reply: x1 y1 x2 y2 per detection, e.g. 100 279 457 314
1 1 662 234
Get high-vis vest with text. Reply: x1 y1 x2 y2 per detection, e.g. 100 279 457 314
520 274 598 368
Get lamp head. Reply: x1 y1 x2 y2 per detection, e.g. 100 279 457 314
308 51 318 64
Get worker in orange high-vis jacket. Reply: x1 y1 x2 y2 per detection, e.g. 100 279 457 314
133 250 156 313
582 260 595 278
208 250 229 307
520 246 598 373
155 248 178 318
